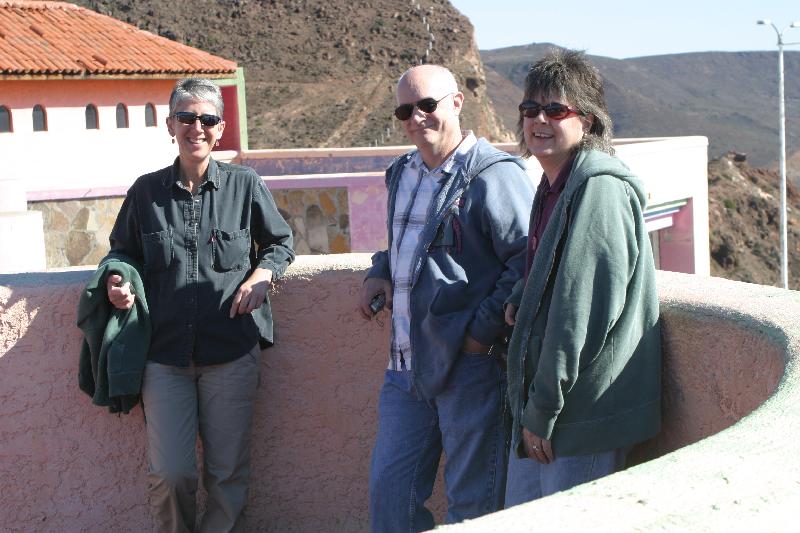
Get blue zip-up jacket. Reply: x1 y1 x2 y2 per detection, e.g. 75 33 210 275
367 138 534 398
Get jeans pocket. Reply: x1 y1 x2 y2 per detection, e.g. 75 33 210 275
212 228 250 272
141 229 173 273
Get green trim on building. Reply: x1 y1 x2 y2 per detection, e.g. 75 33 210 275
213 67 249 151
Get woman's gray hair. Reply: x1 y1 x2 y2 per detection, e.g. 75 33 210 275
518 48 613 157
168 78 224 118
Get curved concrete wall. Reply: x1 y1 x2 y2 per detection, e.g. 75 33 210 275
0 256 795 531
444 272 797 531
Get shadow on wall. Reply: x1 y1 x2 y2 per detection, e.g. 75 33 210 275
0 270 153 531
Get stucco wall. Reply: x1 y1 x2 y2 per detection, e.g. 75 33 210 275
0 255 444 532
2 257 785 532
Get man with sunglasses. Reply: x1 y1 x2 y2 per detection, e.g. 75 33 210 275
358 64 534 531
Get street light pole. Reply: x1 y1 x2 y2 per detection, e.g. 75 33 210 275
757 19 799 289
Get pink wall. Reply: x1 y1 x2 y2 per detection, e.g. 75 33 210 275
217 84 240 152
348 181 390 252
657 198 698 274
0 256 444 532
1 257 794 531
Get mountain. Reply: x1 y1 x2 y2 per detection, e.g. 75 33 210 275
75 0 511 148
481 43 800 184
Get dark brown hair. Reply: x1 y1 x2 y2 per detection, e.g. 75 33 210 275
518 48 613 157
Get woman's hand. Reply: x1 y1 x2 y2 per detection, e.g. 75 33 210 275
106 274 136 310
523 427 554 464
505 303 518 326
229 268 273 318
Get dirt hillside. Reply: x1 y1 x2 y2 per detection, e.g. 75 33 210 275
708 152 800 288
75 0 510 148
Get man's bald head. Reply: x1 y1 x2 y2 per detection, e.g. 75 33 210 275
397 65 459 103
394 64 465 166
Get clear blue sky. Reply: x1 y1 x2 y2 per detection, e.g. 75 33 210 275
449 0 800 58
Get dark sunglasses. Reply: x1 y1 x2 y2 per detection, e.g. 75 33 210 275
172 111 222 127
518 101 583 120
394 93 452 121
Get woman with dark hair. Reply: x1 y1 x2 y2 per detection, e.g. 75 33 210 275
105 78 294 531
503 49 661 505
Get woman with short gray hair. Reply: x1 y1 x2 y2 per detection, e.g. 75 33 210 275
104 77 294 531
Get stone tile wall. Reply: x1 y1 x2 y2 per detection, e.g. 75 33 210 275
29 198 124 268
29 187 350 268
271 188 350 255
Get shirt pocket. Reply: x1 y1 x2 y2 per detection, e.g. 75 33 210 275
430 216 456 249
212 228 251 272
141 229 173 273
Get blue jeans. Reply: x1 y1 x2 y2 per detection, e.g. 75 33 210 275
504 447 627 507
369 354 507 532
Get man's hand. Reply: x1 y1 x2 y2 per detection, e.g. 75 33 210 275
106 274 136 310
461 334 490 354
359 277 392 320
523 427 554 464
230 268 273 318
505 303 518 326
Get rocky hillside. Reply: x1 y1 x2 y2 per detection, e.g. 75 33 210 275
708 152 800 288
75 0 510 148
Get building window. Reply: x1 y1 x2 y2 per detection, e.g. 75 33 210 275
116 103 128 128
32 104 47 132
145 103 157 127
0 106 11 132
85 104 99 129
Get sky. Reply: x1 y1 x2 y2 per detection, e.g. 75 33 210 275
448 0 800 59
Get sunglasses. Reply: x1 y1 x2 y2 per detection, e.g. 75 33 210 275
394 93 452 121
172 111 222 127
518 101 583 120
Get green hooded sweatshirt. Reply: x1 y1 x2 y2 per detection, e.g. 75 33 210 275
507 149 661 458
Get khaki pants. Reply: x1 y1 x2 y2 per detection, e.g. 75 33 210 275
142 345 261 533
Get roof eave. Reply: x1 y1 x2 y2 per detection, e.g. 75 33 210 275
0 71 238 81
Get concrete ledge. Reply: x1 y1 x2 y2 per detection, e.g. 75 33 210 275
1 257 793 531
443 271 797 532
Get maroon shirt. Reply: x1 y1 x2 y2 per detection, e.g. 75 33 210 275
524 157 575 277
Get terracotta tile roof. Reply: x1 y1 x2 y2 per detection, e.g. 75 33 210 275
0 1 237 77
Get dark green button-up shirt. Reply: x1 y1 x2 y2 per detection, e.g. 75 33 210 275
109 158 294 367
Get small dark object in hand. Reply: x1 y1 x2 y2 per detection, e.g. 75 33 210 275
369 293 386 314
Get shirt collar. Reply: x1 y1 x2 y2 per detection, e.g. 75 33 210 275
164 157 221 191
540 153 574 193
